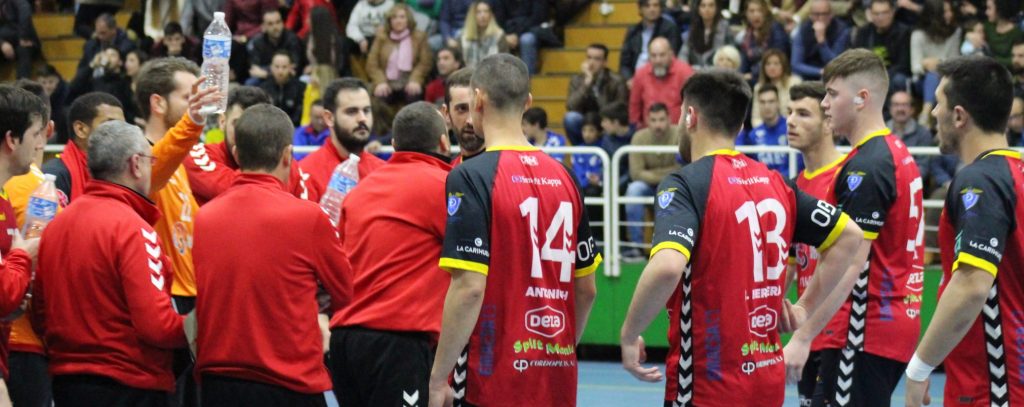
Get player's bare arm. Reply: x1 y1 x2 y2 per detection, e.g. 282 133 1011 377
620 249 688 382
428 269 487 407
574 273 598 344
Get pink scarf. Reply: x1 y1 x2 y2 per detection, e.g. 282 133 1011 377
387 29 413 81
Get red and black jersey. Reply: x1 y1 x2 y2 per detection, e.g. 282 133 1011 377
650 150 848 407
184 142 318 205
791 155 846 352
822 131 924 362
438 146 602 407
937 149 1024 406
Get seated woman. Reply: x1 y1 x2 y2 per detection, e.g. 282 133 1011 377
735 0 790 82
460 1 508 68
679 0 732 68
751 49 802 127
366 3 434 104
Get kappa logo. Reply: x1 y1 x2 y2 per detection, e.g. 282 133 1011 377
846 172 865 191
961 188 981 211
657 190 674 209
447 194 462 216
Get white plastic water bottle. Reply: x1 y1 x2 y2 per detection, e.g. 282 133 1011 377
23 174 59 239
319 155 361 226
200 11 231 115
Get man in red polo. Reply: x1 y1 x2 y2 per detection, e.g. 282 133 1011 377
193 104 352 406
299 78 386 198
330 102 452 407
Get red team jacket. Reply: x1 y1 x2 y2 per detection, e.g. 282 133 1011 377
193 173 353 394
33 181 185 391
298 139 386 199
937 149 1024 406
822 131 924 363
333 152 452 341
439 146 602 407
184 141 318 205
650 150 848 407
791 155 846 352
0 194 30 378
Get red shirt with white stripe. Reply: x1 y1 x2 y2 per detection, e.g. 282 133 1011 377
184 141 318 205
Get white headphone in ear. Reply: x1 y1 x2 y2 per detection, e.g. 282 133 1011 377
853 96 865 106
685 112 693 127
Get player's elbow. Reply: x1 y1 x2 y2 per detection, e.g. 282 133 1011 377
451 271 487 304
952 265 997 305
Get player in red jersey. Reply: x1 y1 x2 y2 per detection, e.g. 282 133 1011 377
619 69 866 407
810 49 925 406
442 68 484 165
904 56 1024 407
783 81 849 404
427 54 601 407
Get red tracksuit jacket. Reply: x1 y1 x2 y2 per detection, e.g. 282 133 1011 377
185 142 318 205
0 195 31 378
193 173 352 394
33 181 185 391
298 139 386 200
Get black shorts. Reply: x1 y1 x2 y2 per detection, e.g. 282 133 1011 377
328 326 433 407
811 348 907 407
200 374 328 407
798 350 822 407
52 374 169 407
8 351 51 407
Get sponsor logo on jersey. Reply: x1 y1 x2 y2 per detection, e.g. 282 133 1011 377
961 188 981 211
732 158 747 169
525 306 566 338
479 305 497 376
727 176 771 185
853 216 884 227
657 190 674 209
704 310 723 381
748 305 778 338
510 175 563 187
455 243 490 257
520 155 539 166
846 172 865 191
524 286 570 300
669 229 695 245
968 239 1003 262
447 193 462 215
513 338 575 355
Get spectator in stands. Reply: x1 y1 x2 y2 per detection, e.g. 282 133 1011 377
713 45 742 69
193 104 351 407
853 0 913 91
73 0 122 39
736 0 790 82
791 0 851 79
406 0 441 39
737 84 794 176
441 68 483 162
367 3 435 103
439 0 473 49
346 0 394 55
629 37 694 126
69 47 137 124
125 49 147 89
752 49 802 127
460 1 508 68
299 78 388 198
984 0 1023 69
329 102 447 407
294 99 330 160
78 14 137 74
286 0 336 40
0 0 37 79
34 120 184 407
911 0 961 122
307 6 348 79
36 65 69 143
141 0 182 40
679 0 731 68
599 101 635 167
424 46 463 105
489 0 546 74
522 107 568 162
1011 39 1024 92
260 51 305 126
150 22 200 64
565 43 629 145
246 9 303 86
224 0 277 43
573 112 605 197
1008 95 1023 146
887 90 933 180
180 0 225 37
620 0 682 81
623 102 680 260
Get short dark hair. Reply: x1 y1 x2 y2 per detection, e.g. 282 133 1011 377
439 46 465 68
0 85 46 143
393 102 447 153
96 13 116 28
470 54 530 113
263 8 282 19
648 102 668 115
234 104 294 171
600 101 629 126
271 49 293 63
587 43 610 60
637 0 666 7
869 0 894 9
937 56 1013 133
34 64 61 79
14 79 51 119
523 107 548 128
789 81 827 104
680 69 751 136
311 98 323 108
582 112 602 129
444 67 473 108
228 86 271 111
134 57 200 120
757 83 779 97
993 0 1018 20
322 77 369 114
163 21 184 37
67 92 123 141
822 49 889 92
